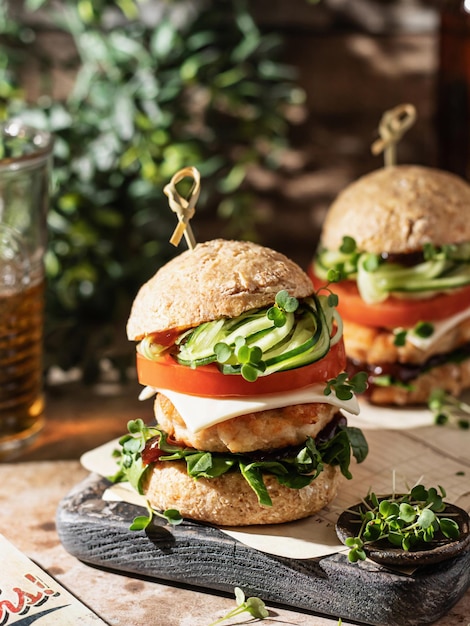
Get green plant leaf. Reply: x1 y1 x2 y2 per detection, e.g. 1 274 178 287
399 502 416 524
417 508 436 529
440 517 460 540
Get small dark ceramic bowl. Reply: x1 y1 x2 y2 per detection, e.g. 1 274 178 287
336 498 470 567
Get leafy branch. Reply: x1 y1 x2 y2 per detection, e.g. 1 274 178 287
1 0 303 379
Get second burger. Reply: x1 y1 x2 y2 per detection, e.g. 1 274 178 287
310 164 470 407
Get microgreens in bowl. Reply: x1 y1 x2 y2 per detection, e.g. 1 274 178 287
340 484 461 563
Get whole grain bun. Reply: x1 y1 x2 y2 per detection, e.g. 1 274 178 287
127 238 313 340
320 165 470 254
143 460 340 526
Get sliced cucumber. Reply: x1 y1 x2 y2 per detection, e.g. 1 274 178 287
357 256 470 302
315 247 358 279
392 270 470 293
246 311 296 352
176 318 226 365
262 313 315 361
262 298 331 375
316 241 470 304
221 313 278 346
173 293 336 380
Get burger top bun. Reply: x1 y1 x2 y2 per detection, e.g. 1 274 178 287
320 165 470 255
127 238 313 340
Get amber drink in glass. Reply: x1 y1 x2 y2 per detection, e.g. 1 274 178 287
0 122 53 459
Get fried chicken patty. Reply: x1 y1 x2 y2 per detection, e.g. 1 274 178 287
365 359 470 405
154 393 338 453
343 317 470 405
343 317 470 366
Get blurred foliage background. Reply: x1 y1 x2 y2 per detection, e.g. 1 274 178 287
0 0 305 381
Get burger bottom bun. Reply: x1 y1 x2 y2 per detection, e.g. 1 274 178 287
143 461 341 526
368 358 470 406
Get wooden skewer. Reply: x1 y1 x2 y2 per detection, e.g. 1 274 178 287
371 103 417 167
163 166 200 250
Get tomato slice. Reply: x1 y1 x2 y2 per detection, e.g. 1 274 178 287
136 339 346 398
309 267 470 329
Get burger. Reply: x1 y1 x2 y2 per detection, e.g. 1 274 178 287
310 164 470 406
112 238 368 526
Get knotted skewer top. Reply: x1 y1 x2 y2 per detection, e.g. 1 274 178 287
164 166 200 249
371 103 417 167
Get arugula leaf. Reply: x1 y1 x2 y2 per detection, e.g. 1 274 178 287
186 453 235 478
318 430 353 479
239 462 272 506
341 425 369 464
294 436 323 476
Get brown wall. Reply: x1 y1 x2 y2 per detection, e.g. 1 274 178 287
240 18 438 268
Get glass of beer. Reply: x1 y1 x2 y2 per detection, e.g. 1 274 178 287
0 121 53 460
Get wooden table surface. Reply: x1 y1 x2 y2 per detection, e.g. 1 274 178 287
1 378 469 626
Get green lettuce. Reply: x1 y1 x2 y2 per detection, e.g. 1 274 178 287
110 418 368 508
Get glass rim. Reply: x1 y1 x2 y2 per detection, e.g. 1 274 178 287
0 120 53 170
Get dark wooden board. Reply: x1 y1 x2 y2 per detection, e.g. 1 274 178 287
56 473 470 626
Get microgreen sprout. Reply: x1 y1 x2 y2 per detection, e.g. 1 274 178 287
267 289 299 327
208 587 269 626
362 253 382 272
414 321 434 338
344 536 367 563
393 321 435 347
316 271 341 309
110 419 184 530
339 236 357 255
215 337 266 382
324 371 368 401
428 389 470 429
343 484 461 563
393 329 408 347
422 242 460 261
423 242 438 261
129 502 183 531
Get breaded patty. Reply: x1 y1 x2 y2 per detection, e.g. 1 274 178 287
343 317 470 365
343 317 470 405
367 359 470 405
155 393 338 453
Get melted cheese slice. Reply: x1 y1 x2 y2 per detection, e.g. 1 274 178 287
405 305 470 351
141 384 360 433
